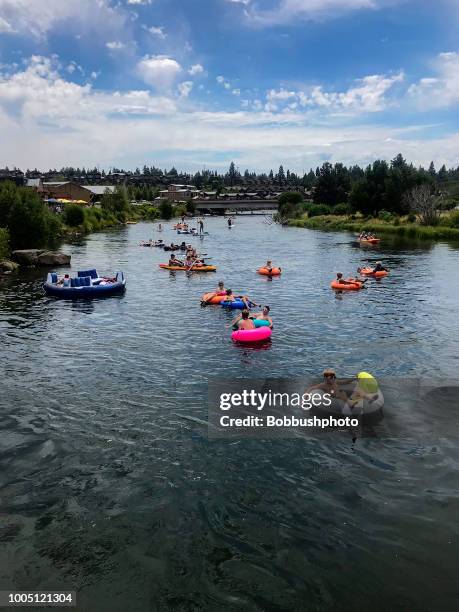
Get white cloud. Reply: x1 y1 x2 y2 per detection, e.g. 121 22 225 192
267 88 297 102
178 80 193 98
0 0 126 39
264 72 404 114
231 0 399 26
232 88 241 96
0 15 14 32
127 0 151 4
408 51 459 109
0 54 458 175
106 41 125 50
0 56 176 121
217 75 232 90
145 25 166 39
137 55 181 90
188 63 204 76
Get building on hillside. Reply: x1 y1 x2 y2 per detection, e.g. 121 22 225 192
159 184 200 201
84 185 116 200
42 181 116 203
26 178 44 192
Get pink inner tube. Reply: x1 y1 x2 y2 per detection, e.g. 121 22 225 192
231 327 272 343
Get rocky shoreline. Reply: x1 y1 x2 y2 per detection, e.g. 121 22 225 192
0 249 71 274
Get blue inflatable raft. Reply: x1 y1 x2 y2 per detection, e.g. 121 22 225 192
43 269 126 299
221 299 252 309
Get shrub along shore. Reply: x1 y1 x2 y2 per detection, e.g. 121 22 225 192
0 181 192 270
288 213 459 241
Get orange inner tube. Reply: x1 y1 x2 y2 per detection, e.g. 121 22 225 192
258 267 281 276
201 292 227 304
330 279 363 291
359 238 380 244
360 267 388 277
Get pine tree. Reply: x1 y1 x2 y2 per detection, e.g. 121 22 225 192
437 164 448 182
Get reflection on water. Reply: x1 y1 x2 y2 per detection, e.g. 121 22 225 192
1 218 458 610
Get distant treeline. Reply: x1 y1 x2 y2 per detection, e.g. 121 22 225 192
4 156 459 197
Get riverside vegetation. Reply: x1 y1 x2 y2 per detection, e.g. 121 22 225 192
277 154 459 241
0 182 190 264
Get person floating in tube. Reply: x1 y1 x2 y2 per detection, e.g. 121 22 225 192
263 259 281 275
306 368 356 402
225 289 259 310
372 261 388 274
252 305 273 328
236 310 255 330
342 372 382 415
335 272 367 286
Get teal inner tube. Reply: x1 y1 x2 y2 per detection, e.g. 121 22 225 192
253 319 270 327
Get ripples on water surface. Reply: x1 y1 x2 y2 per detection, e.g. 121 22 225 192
1 218 458 611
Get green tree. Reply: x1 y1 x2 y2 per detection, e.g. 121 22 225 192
226 161 239 186
313 162 350 206
0 227 9 259
0 181 20 227
437 164 448 183
64 204 85 226
277 191 303 218
8 189 49 249
101 186 129 219
302 170 316 189
276 165 286 185
159 200 173 220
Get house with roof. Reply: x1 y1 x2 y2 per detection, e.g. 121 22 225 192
42 181 116 203
159 183 200 201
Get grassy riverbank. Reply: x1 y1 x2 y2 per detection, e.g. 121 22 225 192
288 214 459 241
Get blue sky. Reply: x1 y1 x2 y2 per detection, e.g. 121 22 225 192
0 0 458 173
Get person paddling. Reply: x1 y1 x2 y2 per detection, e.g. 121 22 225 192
169 254 183 267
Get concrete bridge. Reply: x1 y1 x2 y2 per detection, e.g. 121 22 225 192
194 199 278 213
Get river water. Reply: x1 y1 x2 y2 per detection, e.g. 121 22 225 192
0 217 458 611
